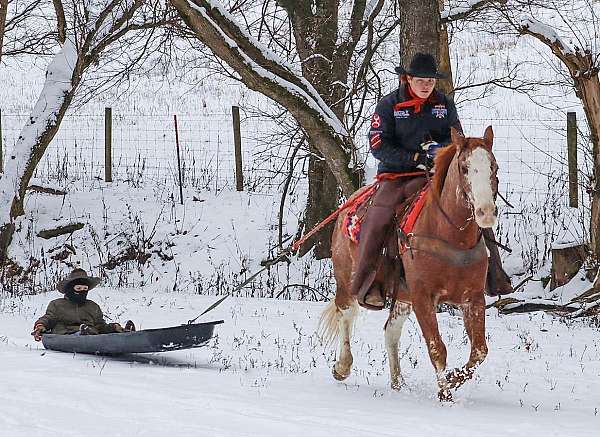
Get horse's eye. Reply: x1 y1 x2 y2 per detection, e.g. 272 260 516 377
459 164 468 174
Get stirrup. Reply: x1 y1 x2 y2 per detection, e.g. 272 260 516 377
358 283 385 311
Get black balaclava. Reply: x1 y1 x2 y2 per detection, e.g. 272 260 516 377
64 278 89 304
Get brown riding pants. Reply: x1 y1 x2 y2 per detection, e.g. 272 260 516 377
351 176 427 306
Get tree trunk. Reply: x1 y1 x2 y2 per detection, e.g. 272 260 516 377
282 1 340 258
171 0 356 201
398 0 454 92
437 0 454 95
519 20 600 287
0 0 144 264
550 243 587 290
577 75 600 270
0 39 81 263
398 0 440 69
299 150 339 258
277 0 368 258
0 0 8 63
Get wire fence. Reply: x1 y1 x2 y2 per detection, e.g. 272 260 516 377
0 110 283 192
0 108 592 272
0 109 591 207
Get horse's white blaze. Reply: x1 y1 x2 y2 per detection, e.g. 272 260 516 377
465 148 497 228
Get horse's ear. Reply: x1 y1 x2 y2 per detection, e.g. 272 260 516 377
483 125 494 148
451 127 465 149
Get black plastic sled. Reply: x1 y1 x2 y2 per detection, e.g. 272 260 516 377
41 321 224 355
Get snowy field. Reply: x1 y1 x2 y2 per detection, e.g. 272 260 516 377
2 2 600 436
1 291 599 436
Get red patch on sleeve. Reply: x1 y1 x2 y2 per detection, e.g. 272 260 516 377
371 113 381 129
370 133 381 149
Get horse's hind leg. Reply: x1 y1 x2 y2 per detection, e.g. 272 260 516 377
319 296 358 381
333 297 358 380
446 294 488 390
412 294 452 401
385 301 412 390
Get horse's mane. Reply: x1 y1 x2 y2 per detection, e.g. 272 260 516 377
431 143 458 195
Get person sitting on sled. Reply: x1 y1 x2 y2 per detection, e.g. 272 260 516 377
353 52 513 309
31 268 135 341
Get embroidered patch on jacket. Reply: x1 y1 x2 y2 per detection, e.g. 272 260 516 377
393 109 410 118
371 113 381 128
369 133 381 149
432 105 447 119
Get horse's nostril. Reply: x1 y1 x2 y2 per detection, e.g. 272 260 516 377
476 208 484 217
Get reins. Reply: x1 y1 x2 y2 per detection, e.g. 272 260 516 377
188 171 426 323
424 158 475 233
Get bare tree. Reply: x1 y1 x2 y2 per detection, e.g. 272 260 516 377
0 0 8 62
0 0 168 264
497 0 600 288
1 1 57 59
170 0 400 258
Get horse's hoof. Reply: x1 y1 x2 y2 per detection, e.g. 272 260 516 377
445 367 473 390
438 389 453 403
332 366 349 381
390 378 405 391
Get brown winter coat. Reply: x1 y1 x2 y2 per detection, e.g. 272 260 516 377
35 297 117 335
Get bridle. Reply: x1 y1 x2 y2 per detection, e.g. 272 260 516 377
425 146 497 233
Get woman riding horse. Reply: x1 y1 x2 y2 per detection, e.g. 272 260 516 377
354 52 512 310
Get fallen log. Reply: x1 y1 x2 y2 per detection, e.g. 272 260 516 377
37 223 84 239
27 185 67 196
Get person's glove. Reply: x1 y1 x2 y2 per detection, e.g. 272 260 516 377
420 140 443 159
414 151 434 171
31 324 46 342
109 323 124 333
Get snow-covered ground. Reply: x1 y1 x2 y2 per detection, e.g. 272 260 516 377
1 291 599 436
2 2 600 435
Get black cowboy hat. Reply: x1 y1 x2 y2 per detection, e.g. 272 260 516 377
56 268 101 293
395 52 448 79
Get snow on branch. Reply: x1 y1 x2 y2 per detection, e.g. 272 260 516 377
186 0 347 136
519 16 574 56
441 0 502 23
0 0 140 226
362 0 379 22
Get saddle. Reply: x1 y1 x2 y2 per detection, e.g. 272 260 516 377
344 182 430 246
344 183 430 306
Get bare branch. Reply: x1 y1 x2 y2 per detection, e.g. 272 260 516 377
52 0 66 43
441 0 506 23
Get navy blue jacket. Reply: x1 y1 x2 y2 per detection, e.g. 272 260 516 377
368 84 462 173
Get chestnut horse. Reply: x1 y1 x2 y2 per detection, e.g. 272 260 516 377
320 127 499 401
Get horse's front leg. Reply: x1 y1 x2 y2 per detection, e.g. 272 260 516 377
446 293 488 390
385 301 412 390
412 294 452 402
332 301 358 381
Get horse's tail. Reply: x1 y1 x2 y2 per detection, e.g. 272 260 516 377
318 300 358 346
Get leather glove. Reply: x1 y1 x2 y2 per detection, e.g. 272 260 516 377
31 324 46 342
420 141 443 159
414 151 434 171
109 323 124 333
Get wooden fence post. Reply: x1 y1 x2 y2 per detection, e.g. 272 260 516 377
104 107 112 182
232 106 243 191
567 111 578 208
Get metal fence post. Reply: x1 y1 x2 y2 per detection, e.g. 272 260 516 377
232 106 243 191
104 107 112 182
567 112 578 208
173 114 184 205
